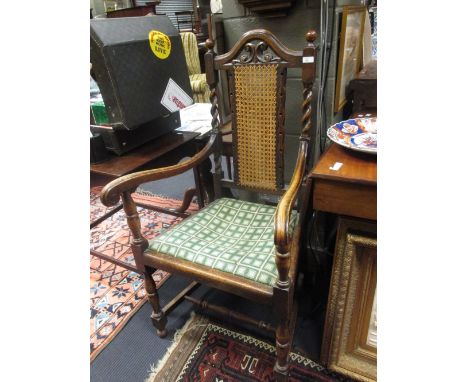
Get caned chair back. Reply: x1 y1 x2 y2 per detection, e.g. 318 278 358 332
230 61 286 192
205 29 316 197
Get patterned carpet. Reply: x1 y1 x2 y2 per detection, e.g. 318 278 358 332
90 187 198 361
146 314 354 382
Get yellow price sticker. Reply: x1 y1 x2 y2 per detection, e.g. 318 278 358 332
148 30 171 60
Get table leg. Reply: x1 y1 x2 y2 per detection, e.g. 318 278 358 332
198 155 214 204
193 166 205 209
191 138 214 207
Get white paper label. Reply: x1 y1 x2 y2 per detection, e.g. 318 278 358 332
161 78 193 112
329 162 343 171
303 56 315 63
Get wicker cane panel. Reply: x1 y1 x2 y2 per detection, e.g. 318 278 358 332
233 64 279 191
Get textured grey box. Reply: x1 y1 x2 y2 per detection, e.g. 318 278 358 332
90 15 192 130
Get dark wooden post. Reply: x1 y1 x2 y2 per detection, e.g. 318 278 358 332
273 29 317 382
121 190 148 270
301 30 317 141
205 38 223 199
121 191 167 337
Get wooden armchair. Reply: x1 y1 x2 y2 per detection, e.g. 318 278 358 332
100 28 317 381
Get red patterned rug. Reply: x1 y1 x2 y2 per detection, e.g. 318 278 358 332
146 314 355 382
90 186 198 361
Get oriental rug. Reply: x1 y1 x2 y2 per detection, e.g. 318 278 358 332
146 314 355 382
90 186 198 361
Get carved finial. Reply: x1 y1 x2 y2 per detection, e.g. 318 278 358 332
205 38 214 50
305 30 317 44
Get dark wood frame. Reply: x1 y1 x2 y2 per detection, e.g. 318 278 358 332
100 28 317 382
334 5 366 112
237 0 297 18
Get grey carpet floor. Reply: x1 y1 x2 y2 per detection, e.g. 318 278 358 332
90 275 324 382
139 170 196 201
91 157 324 382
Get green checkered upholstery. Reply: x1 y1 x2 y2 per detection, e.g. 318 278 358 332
148 198 297 286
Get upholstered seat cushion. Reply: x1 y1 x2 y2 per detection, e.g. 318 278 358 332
148 198 297 287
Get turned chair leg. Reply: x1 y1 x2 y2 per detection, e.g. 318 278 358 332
274 318 291 382
143 266 167 338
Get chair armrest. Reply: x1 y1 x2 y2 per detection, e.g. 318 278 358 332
274 140 308 255
100 134 216 207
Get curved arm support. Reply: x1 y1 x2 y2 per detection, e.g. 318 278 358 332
274 140 308 254
274 30 315 264
100 134 216 207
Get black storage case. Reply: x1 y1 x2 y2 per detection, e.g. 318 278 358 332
90 15 192 154
90 112 180 155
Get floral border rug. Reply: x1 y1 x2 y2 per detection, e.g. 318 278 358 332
146 313 355 382
90 186 197 361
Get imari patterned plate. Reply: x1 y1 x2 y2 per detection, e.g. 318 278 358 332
327 117 377 154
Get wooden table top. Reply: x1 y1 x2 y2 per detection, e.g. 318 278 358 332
91 131 198 178
310 143 377 185
309 143 377 220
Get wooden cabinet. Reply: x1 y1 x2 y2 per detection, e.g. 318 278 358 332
349 59 377 114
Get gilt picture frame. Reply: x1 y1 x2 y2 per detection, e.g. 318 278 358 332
321 218 377 382
334 5 366 112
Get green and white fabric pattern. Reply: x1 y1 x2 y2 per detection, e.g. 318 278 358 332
148 198 297 287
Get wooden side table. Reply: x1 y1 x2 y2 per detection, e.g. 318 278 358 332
304 142 377 381
90 130 212 273
307 143 376 221
91 131 198 186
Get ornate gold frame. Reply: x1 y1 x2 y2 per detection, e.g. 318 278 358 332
321 217 377 382
334 5 366 112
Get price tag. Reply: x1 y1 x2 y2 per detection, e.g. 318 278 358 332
329 162 343 171
161 78 193 112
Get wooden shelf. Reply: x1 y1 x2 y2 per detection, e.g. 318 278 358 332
238 0 296 17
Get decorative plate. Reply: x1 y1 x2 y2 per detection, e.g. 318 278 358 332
327 117 377 154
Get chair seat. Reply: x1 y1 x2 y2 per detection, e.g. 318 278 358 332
148 198 297 287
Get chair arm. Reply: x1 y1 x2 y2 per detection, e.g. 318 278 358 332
100 134 216 207
274 140 308 255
